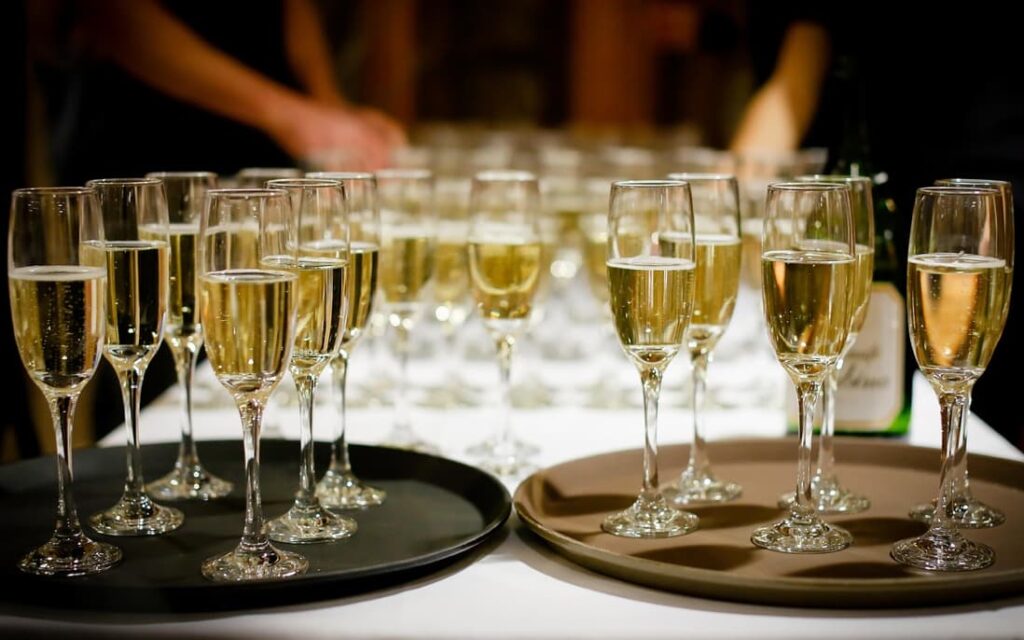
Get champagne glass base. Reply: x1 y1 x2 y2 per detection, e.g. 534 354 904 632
779 476 870 515
751 514 852 553
910 495 1005 529
18 531 123 577
467 438 539 479
89 496 184 536
891 530 994 571
202 544 309 582
316 469 387 509
420 380 482 409
602 494 698 539
666 468 742 505
267 502 358 544
147 463 234 501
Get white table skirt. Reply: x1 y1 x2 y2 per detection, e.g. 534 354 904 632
4 309 1022 639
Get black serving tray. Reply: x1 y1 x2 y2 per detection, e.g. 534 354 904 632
0 440 511 612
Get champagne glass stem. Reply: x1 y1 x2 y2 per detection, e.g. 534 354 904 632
119 367 147 501
933 390 967 535
49 394 82 538
495 334 515 455
640 365 665 500
816 366 839 484
792 380 822 519
238 398 268 550
685 350 710 478
328 352 352 475
294 373 319 508
953 403 970 497
173 343 200 468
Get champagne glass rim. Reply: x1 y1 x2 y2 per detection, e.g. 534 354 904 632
265 178 342 189
375 168 432 180
207 188 289 199
236 167 302 176
11 186 95 198
145 171 218 180
767 181 849 192
793 174 872 186
306 171 375 181
666 172 736 182
86 177 163 187
473 169 537 183
935 177 1012 188
612 179 688 189
917 185 1000 197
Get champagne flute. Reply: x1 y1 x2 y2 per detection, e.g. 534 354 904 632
85 178 183 536
199 188 306 581
376 169 437 452
265 179 357 543
892 186 1010 571
466 171 544 477
753 182 855 553
778 175 875 514
9 187 122 575
910 177 1015 528
235 167 303 188
307 172 387 509
603 180 699 538
144 171 233 501
663 173 743 505
426 176 479 408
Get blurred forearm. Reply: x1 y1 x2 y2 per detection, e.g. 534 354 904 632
730 21 830 152
285 0 347 106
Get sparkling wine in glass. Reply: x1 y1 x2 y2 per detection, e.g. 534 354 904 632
908 177 1015 529
603 179 700 538
777 175 875 514
376 169 437 452
891 186 1010 571
144 171 233 501
662 173 743 505
465 171 545 477
752 182 856 553
9 187 123 575
85 178 184 536
264 178 357 543
199 188 307 581
307 172 387 509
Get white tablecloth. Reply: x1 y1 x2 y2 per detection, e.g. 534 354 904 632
3 304 1022 638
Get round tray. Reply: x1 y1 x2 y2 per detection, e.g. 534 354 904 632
0 440 510 611
514 438 1024 608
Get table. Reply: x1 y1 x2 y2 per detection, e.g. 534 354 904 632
2 309 1022 638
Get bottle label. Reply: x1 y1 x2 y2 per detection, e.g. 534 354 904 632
834 283 905 432
785 283 906 433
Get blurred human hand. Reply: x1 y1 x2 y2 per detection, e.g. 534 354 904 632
268 99 397 170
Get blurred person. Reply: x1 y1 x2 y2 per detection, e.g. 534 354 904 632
33 0 405 442
44 0 404 183
729 4 1024 445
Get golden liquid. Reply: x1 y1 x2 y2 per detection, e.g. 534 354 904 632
761 250 854 379
264 256 348 373
83 240 168 369
341 243 378 348
433 238 469 306
847 244 875 343
380 232 434 311
740 220 763 290
908 253 1009 379
144 223 200 346
607 256 696 367
9 266 106 395
583 229 609 303
662 232 741 348
200 269 296 399
468 238 542 325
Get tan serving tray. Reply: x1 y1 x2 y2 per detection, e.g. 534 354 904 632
514 438 1024 608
